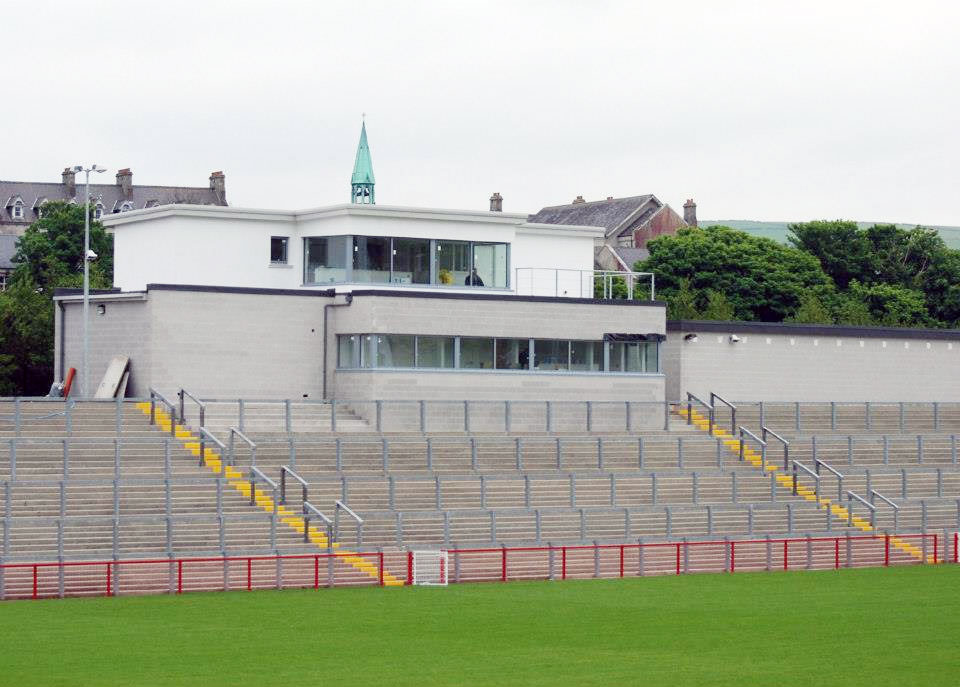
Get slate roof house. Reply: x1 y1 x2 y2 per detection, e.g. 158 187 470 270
528 194 697 272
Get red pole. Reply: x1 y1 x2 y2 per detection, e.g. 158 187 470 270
619 545 624 578
955 532 958 564
378 552 385 586
933 534 938 564
314 556 319 590
562 547 567 580
246 558 251 591
439 554 446 585
106 563 112 596
407 551 414 586
501 548 507 582
783 540 788 571
32 565 37 600
730 541 735 573
675 543 681 575
834 538 840 570
177 560 183 594
884 535 889 567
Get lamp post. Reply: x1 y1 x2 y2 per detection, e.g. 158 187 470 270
74 164 107 398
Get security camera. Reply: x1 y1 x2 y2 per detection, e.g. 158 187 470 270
729 334 741 343
684 333 699 342
86 249 98 261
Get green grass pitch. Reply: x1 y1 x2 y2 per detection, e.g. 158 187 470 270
2 566 958 686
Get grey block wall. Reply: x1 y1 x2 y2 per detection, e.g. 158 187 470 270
667 322 960 402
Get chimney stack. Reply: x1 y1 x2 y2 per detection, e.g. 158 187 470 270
210 171 226 204
683 198 698 227
572 195 585 204
489 192 503 212
62 167 76 198
116 168 133 198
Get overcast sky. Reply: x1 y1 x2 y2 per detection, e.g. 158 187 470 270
8 1 960 226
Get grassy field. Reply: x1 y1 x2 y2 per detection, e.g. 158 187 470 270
1 565 958 686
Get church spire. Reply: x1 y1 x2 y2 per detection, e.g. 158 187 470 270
351 119 375 204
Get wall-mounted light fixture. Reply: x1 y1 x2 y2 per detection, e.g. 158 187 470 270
683 333 698 342
96 304 106 316
729 334 741 343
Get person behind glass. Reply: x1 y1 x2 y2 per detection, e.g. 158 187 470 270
465 268 485 286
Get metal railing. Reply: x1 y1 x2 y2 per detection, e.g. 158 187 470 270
791 461 819 499
846 490 877 528
334 500 364 546
710 393 737 435
512 268 655 301
280 465 309 506
686 393 714 434
177 388 206 427
870 490 900 533
762 426 790 469
302 501 333 546
197 427 226 468
147 389 178 436
738 426 767 470
814 459 845 501
227 427 257 467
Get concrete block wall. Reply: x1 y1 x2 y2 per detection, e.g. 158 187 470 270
667 320 960 402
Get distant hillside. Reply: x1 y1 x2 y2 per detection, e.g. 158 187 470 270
700 220 960 250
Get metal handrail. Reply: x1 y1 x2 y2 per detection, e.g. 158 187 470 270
846 490 876 528
228 427 257 467
814 459 844 501
280 465 309 506
710 393 737 435
791 460 820 499
761 426 790 469
249 466 279 507
197 427 226 467
302 501 333 545
738 426 767 470
334 499 364 546
148 388 178 436
513 267 655 300
177 389 206 427
870 489 900 533
686 392 715 434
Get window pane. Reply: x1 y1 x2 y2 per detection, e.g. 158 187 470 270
376 335 415 368
472 243 508 288
435 240 471 286
305 236 348 284
495 338 530 370
460 337 494 369
570 341 603 371
609 342 625 372
361 335 377 368
644 342 659 373
337 335 359 368
392 238 431 284
271 237 288 264
533 340 568 371
353 236 391 283
417 336 455 368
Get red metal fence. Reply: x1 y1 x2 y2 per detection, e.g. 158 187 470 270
0 533 953 601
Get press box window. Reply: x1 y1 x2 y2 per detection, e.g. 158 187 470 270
270 237 289 264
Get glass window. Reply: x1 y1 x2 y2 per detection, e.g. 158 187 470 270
435 240 471 286
472 243 508 288
460 337 495 369
495 338 530 370
361 335 377 368
533 340 568 371
643 342 659 373
570 341 603 371
353 236 391 283
416 336 455 368
609 342 659 373
338 335 359 368
270 236 288 264
376 335 415 368
305 236 348 284
392 238 431 284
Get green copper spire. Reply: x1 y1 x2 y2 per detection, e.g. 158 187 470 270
351 120 375 204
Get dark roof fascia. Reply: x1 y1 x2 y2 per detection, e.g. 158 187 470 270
347 289 666 308
667 319 960 342
146 283 338 298
53 287 123 297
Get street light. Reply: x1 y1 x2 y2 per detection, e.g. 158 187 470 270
74 164 107 397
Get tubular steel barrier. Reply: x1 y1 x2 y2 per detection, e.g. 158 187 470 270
0 533 944 601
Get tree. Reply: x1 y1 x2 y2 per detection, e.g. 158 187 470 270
833 295 875 326
639 226 836 322
665 278 700 320
788 220 873 289
700 290 735 321
846 280 931 328
0 202 113 395
785 293 834 324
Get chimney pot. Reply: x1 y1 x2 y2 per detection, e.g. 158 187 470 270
572 195 585 204
489 192 503 212
115 168 133 198
606 196 613 201
683 198 698 227
62 167 76 198
210 171 226 204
